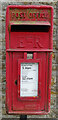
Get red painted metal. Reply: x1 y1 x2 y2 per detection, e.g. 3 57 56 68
5 5 53 115
10 21 51 26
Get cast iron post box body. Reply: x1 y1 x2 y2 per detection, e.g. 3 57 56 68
5 5 53 115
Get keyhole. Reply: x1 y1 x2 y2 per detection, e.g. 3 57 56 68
15 80 17 85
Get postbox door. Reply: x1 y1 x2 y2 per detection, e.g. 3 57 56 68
12 52 46 111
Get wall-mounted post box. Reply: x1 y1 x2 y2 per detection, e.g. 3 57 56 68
5 5 53 115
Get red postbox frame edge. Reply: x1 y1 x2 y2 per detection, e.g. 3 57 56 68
6 5 53 9
7 110 49 115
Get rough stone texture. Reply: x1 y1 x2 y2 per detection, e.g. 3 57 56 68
56 2 58 119
0 1 57 119
0 2 2 120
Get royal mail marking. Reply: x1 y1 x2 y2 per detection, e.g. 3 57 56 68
16 35 43 48
20 63 38 97
9 8 51 21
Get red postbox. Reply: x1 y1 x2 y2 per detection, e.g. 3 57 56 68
5 5 53 115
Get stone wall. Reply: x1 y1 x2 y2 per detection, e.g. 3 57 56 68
0 1 57 119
